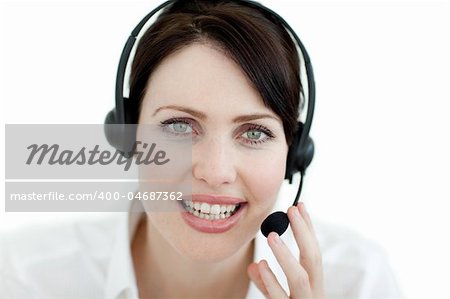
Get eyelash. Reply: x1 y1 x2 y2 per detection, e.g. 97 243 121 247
159 117 275 146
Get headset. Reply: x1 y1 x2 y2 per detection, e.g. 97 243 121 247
104 0 316 237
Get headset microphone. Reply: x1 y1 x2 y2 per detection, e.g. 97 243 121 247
260 170 306 238
261 121 314 237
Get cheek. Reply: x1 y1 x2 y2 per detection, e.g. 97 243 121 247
242 149 287 207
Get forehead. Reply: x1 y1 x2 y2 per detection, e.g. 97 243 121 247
141 43 278 119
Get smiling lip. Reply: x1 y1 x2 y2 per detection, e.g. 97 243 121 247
179 194 247 233
182 194 246 205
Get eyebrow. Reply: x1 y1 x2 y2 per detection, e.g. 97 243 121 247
152 105 280 123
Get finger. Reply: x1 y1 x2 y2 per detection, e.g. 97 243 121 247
247 262 269 297
298 202 316 235
267 232 313 299
258 259 289 299
298 203 326 298
288 205 322 269
287 204 324 295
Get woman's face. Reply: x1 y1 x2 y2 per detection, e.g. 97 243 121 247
138 43 289 262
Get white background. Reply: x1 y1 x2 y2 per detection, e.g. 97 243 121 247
1 1 449 298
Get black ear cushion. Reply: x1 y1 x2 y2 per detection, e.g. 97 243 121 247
104 95 138 158
285 123 302 181
298 137 314 171
104 108 136 158
104 108 120 149
285 122 314 182
104 108 116 125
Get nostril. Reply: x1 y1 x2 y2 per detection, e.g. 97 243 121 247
191 136 238 182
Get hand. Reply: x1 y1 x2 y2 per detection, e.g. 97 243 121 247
248 203 326 299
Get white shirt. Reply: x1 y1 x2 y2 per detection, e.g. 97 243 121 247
0 207 403 299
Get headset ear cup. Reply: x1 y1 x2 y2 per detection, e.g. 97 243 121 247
104 108 120 148
284 122 314 183
104 107 136 158
285 123 303 182
297 137 314 171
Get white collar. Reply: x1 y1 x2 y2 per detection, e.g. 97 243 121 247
104 201 143 299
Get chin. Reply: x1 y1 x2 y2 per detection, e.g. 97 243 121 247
170 215 256 264
146 202 266 263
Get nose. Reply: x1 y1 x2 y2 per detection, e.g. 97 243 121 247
192 137 237 188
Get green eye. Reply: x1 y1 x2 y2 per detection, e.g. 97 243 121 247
160 118 195 138
246 130 262 140
173 123 189 133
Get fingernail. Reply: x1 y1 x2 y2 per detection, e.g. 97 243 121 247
259 260 269 273
293 205 301 218
272 232 282 244
300 202 307 214
259 259 267 267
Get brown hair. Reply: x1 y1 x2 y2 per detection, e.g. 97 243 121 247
129 0 302 145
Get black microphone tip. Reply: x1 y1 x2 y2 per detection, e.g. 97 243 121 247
260 211 290 238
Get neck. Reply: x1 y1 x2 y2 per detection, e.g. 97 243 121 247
132 216 254 299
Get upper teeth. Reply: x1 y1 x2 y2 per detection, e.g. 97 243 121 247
184 201 238 215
